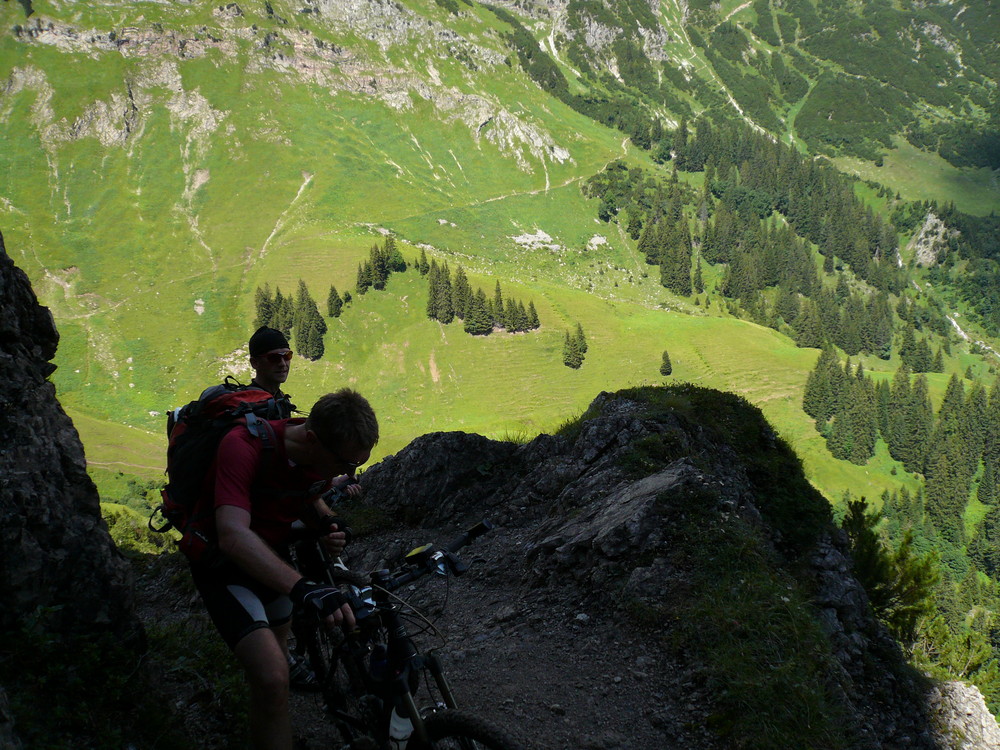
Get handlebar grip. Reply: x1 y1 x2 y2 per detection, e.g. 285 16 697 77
322 478 360 506
445 519 493 553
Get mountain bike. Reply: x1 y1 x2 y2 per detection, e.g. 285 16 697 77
289 519 523 750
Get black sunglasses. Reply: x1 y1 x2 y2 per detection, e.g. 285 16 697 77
263 350 293 363
314 432 366 472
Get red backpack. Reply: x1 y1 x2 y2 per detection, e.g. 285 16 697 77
150 378 294 562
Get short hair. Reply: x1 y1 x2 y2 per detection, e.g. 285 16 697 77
305 389 379 450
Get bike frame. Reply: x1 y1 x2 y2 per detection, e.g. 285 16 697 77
322 578 463 747
291 520 494 749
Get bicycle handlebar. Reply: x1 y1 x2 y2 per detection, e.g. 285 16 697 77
368 519 494 593
297 519 494 621
444 519 493 553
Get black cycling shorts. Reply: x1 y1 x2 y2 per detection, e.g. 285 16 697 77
190 561 293 649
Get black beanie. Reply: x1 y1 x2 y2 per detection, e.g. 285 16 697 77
249 326 289 356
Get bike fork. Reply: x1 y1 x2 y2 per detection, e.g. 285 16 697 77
425 652 459 710
394 653 458 747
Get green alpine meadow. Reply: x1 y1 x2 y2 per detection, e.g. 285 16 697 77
4 0 1000 718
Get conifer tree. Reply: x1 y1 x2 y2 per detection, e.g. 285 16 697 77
418 248 430 275
838 294 865 356
356 263 371 295
637 219 660 266
841 499 938 645
574 322 588 355
384 235 406 272
327 285 343 317
934 374 967 445
803 346 840 423
463 290 492 335
626 210 643 240
924 433 968 546
905 374 933 473
527 300 540 330
516 301 529 332
493 281 504 327
278 290 294 338
563 329 583 369
369 244 389 290
793 299 824 349
870 292 894 360
254 284 274 330
659 350 672 376
876 378 891 443
504 298 519 332
436 263 454 324
661 221 693 296
272 287 287 333
293 279 312 337
886 363 912 464
775 284 800 326
932 348 945 373
427 261 440 320
451 266 472 320
300 314 326 361
292 283 326 360
965 382 989 468
970 499 1000 576
827 411 855 462
850 386 878 463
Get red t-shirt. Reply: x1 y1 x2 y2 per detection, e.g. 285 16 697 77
211 418 331 547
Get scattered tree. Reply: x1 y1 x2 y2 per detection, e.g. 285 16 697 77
659 350 673 376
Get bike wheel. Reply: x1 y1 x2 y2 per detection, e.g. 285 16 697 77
406 709 523 750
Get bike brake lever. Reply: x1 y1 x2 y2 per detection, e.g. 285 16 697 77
441 550 468 576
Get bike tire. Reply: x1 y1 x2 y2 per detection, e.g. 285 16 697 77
406 709 523 750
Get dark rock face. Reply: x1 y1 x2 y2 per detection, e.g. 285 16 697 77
0 231 136 636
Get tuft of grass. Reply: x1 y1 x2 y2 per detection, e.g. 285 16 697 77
490 428 533 445
103 503 176 557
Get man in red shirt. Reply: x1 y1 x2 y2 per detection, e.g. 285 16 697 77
189 388 378 750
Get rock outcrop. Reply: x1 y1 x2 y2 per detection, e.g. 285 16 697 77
906 212 959 267
0 230 136 637
360 387 1000 749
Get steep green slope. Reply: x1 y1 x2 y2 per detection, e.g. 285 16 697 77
0 0 996 518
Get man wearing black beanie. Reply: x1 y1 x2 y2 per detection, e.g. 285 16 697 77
249 326 293 398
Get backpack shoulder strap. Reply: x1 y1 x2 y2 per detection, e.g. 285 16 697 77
244 413 281 487
244 417 318 501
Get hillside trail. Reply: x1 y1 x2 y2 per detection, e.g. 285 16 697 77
134 527 709 750
284 524 703 750
464 136 630 209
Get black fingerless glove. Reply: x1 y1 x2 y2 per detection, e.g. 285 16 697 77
290 578 348 616
320 515 354 546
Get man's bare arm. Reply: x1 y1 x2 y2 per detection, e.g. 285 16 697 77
216 504 301 594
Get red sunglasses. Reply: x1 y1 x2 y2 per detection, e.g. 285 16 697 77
263 350 293 363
